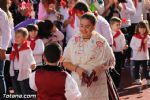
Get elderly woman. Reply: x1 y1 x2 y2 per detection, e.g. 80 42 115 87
63 13 115 100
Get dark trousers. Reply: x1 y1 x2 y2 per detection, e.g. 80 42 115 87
4 47 12 93
0 60 6 97
134 60 150 80
114 52 123 88
12 70 31 94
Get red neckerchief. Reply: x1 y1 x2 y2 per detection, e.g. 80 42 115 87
134 0 138 8
68 9 76 28
113 30 122 48
69 8 84 28
10 41 30 61
61 0 67 8
28 37 38 50
134 33 147 52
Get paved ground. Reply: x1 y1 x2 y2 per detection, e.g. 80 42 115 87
119 68 150 100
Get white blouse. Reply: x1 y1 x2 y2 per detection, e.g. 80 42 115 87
29 71 81 100
0 8 11 50
131 1 144 23
130 36 150 60
28 39 44 65
120 0 136 28
95 15 113 45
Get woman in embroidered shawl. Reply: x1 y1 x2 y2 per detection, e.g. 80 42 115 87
63 13 115 100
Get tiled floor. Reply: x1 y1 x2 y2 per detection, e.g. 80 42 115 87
119 68 150 100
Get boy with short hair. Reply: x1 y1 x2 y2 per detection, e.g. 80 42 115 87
5 28 36 94
29 43 81 100
110 17 127 88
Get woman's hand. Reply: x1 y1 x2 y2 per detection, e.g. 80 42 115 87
93 65 106 77
76 67 87 79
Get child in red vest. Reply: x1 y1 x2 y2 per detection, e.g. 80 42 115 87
26 24 44 66
110 17 127 88
5 28 36 94
130 21 150 85
29 43 81 100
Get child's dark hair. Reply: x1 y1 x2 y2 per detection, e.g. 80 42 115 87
44 43 62 63
37 20 54 39
16 28 29 38
74 2 90 12
81 13 97 25
26 24 39 32
110 17 121 25
135 21 150 35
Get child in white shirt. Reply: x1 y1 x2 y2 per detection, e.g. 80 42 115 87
130 21 150 85
29 43 81 100
27 24 44 66
110 17 127 88
5 28 36 94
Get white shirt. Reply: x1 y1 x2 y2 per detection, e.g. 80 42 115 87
131 1 144 23
120 0 136 28
112 31 126 52
130 36 150 60
29 72 81 100
38 2 48 20
28 39 44 65
59 7 69 22
95 15 113 45
6 49 36 81
0 8 11 50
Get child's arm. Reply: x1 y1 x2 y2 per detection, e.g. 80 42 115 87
120 34 127 50
32 39 44 55
29 72 37 91
26 50 36 70
65 73 81 100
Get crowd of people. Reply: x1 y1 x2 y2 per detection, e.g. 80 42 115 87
0 0 150 100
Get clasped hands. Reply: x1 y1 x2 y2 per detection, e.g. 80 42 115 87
76 66 105 87
81 70 98 87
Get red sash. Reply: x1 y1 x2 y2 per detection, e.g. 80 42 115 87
69 8 84 28
134 34 147 52
60 0 67 8
10 41 30 61
28 37 38 50
134 0 138 8
113 30 122 48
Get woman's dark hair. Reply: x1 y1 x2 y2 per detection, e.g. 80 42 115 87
81 13 97 25
74 2 90 12
37 20 54 39
26 24 39 32
135 21 150 35
44 43 62 63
